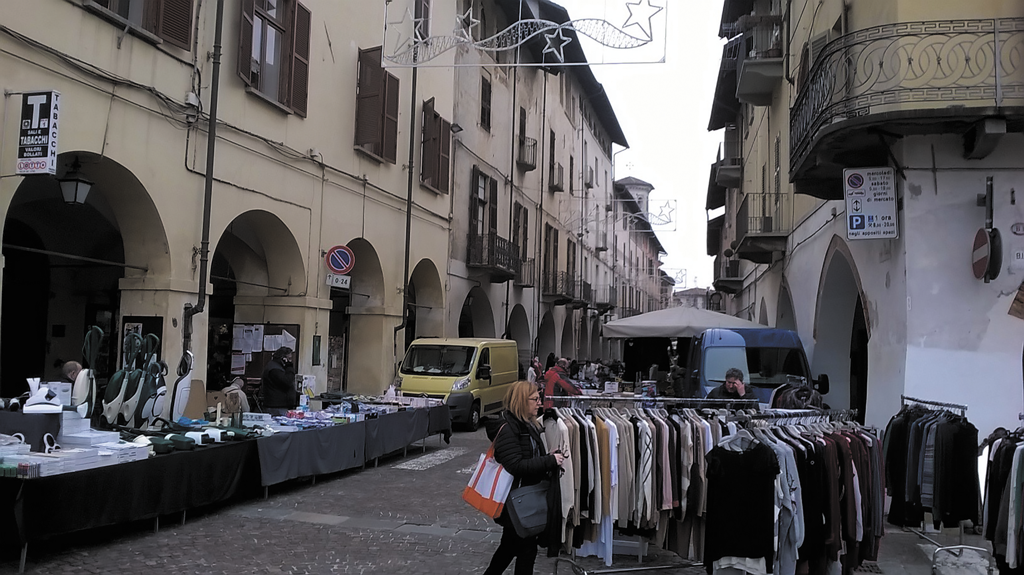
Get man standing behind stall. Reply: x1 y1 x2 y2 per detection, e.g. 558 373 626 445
261 347 297 416
543 358 580 408
706 367 758 400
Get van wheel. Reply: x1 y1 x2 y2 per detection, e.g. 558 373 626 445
467 402 481 431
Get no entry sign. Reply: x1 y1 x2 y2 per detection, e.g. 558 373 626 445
973 229 990 279
325 245 355 275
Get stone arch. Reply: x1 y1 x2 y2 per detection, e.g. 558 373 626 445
459 286 495 338
1 152 171 393
508 304 532 369
560 313 574 358
408 258 444 341
777 279 797 331
346 238 385 308
538 311 556 364
211 210 305 297
758 298 769 326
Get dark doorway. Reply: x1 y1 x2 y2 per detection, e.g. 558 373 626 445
849 296 868 424
405 282 417 350
458 299 474 337
329 288 350 392
206 252 237 391
1 221 49 397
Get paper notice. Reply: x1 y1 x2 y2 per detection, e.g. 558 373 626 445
252 325 264 352
230 352 246 375
264 335 281 352
232 325 245 351
282 330 297 351
243 326 255 353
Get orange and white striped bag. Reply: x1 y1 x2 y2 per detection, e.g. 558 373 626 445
462 440 514 518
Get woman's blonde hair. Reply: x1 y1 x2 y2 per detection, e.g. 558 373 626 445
505 380 540 426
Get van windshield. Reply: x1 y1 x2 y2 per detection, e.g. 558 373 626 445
705 347 808 387
401 345 477 376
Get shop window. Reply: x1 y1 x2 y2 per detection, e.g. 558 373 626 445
86 0 194 50
237 0 311 116
420 98 452 193
355 46 399 163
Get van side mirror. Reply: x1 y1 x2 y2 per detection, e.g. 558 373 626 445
814 374 830 395
478 365 492 379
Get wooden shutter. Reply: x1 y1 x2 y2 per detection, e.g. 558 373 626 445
439 118 451 193
155 0 193 51
522 209 528 259
355 47 383 153
237 0 255 86
488 177 498 234
383 72 400 163
289 2 311 117
421 98 437 188
469 165 480 236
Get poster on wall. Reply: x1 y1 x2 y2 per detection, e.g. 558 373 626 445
17 91 60 175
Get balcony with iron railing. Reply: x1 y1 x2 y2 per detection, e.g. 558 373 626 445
594 285 617 313
734 14 784 106
542 270 575 304
467 233 516 283
735 192 789 264
715 126 743 188
570 279 592 309
517 136 537 171
549 163 565 192
712 255 743 295
514 256 535 287
791 18 1024 196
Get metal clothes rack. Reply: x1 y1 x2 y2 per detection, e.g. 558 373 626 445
900 394 968 416
548 395 760 411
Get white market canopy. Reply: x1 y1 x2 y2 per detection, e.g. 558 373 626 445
602 306 761 339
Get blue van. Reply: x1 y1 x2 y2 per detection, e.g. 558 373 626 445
685 328 829 404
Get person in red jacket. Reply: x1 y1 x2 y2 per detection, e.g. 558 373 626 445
543 358 580 408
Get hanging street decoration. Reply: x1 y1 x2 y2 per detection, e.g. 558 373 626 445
383 0 668 67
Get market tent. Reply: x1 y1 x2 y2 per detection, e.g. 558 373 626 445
603 306 761 338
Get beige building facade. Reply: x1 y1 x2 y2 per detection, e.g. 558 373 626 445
0 0 668 400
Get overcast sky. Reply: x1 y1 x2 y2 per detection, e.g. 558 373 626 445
560 0 725 291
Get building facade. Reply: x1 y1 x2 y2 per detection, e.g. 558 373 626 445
0 0 668 400
707 0 1024 434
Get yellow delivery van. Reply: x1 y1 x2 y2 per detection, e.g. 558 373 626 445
395 338 520 430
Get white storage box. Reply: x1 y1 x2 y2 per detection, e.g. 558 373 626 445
59 430 119 447
241 412 273 427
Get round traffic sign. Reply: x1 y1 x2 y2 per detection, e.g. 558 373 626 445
972 229 990 279
325 245 355 275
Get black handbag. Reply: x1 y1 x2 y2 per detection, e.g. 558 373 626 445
506 480 549 538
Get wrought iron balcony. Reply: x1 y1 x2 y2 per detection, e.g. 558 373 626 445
570 279 592 309
736 14 784 106
735 192 789 264
791 18 1024 195
517 136 537 171
467 233 516 283
549 163 564 192
712 255 743 295
514 257 535 287
542 270 574 304
594 285 617 313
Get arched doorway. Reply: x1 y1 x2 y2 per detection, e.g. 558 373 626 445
458 286 495 338
206 210 304 390
1 152 169 396
340 239 386 394
507 304 531 370
538 311 555 366
560 314 574 358
777 282 797 331
407 259 444 348
814 236 870 416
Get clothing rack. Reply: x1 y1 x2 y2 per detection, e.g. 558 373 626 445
900 395 967 416
548 395 760 411
747 408 859 420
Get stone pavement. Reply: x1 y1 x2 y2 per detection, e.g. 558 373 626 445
0 424 998 574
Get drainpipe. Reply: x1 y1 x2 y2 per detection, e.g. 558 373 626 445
182 0 224 352
393 65 419 366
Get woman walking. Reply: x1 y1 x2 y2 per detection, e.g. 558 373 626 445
483 381 564 575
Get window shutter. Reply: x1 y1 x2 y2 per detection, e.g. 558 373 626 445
489 178 498 234
237 0 255 86
469 165 480 235
289 2 311 117
439 118 451 193
420 98 436 187
383 72 400 163
156 0 193 51
355 47 383 153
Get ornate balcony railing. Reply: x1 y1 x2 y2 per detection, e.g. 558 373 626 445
517 136 537 171
737 192 790 240
595 285 617 310
542 270 575 301
514 257 535 287
791 18 1024 174
467 233 516 281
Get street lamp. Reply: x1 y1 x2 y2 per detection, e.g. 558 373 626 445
58 158 92 205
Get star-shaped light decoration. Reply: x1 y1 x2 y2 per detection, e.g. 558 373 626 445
623 0 664 41
455 4 480 41
386 7 415 55
647 200 675 226
543 26 573 62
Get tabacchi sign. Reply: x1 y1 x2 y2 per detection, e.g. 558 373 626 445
17 91 60 175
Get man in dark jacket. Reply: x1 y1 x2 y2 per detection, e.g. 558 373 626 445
706 367 758 400
261 347 297 415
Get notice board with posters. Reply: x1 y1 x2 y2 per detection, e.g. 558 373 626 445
226 323 301 381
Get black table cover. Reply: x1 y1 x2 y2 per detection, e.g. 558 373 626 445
255 421 365 486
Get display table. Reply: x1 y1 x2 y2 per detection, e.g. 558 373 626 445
256 421 365 486
0 439 261 570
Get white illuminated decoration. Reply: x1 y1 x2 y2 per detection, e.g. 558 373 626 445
383 0 668 67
